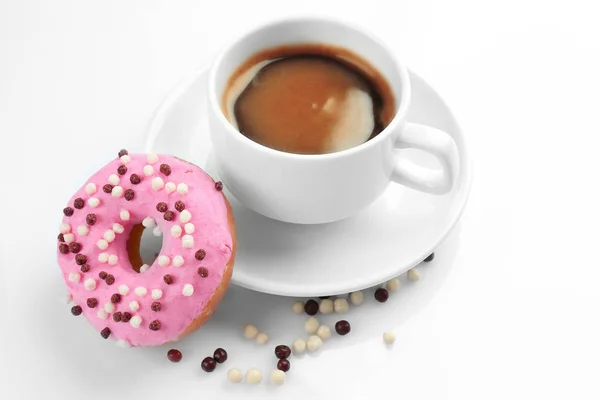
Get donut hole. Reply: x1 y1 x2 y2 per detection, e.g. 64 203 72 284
127 224 164 273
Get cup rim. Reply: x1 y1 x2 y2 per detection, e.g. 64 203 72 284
207 15 412 159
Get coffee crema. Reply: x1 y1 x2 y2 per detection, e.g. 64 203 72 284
222 44 396 155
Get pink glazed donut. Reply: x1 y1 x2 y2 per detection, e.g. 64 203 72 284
57 151 236 347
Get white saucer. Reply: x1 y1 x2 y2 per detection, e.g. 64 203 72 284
144 66 472 297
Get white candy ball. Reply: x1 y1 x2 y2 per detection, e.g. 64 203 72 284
256 332 269 345
293 338 307 354
334 298 349 313
319 298 334 314
317 325 331 340
292 301 305 314
243 324 258 339
307 335 323 352
408 268 420 281
304 316 320 334
383 331 396 345
386 278 401 292
227 368 243 383
270 369 286 386
350 291 364 306
245 368 262 384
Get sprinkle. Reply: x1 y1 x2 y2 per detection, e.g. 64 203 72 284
147 153 158 164
243 325 259 339
96 239 108 250
152 177 165 191
118 149 129 157
163 274 174 284
319 299 334 314
157 255 170 267
104 302 115 313
68 242 82 253
227 368 243 383
151 289 163 300
86 213 97 225
68 272 81 283
149 320 161 331
88 197 100 208
152 227 162 237
108 254 118 265
215 181 223 191
104 230 115 242
307 335 323 352
108 174 120 185
142 217 156 228
121 312 132 322
103 184 113 193
182 284 194 296
63 207 74 216
170 225 182 237
63 233 75 244
99 271 107 279
386 278 401 292
174 200 185 212
134 287 148 297
177 183 188 195
269 370 286 386
80 264 90 272
57 233 65 242
195 249 206 260
111 186 124 197
143 165 154 176
334 298 349 313
184 223 195 234
120 154 131 164
105 274 115 285
97 309 108 319
292 338 307 354
350 291 364 306
151 301 162 311
172 255 184 267
117 165 127 175
98 252 109 263
118 285 129 295
408 268 420 281
305 317 320 334
85 183 97 194
129 301 140 311
75 254 87 265
110 293 121 303
84 278 96 291
165 182 176 194
87 298 98 308
198 267 209 278
59 223 71 234
140 263 150 273
111 223 124 235
182 235 194 248
71 305 82 316
77 225 89 236
292 301 304 314
383 331 396 344
256 332 269 345
179 210 191 223
317 325 332 340
113 312 122 322
73 198 84 209
163 211 174 221
156 202 168 212
124 189 135 201
159 164 172 176
120 210 130 221
130 315 142 328
115 340 130 348
130 174 141 184
245 368 262 385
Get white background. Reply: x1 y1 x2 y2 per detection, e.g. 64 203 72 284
1 0 600 399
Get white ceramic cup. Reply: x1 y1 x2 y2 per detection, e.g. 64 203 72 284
208 17 459 224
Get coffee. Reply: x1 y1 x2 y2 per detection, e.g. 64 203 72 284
222 44 395 154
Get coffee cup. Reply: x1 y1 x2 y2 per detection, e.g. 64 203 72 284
208 16 459 224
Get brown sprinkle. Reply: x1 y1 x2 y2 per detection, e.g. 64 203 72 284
69 242 82 253
149 320 161 331
63 207 74 216
215 181 223 191
130 174 141 184
86 213 97 225
151 302 162 311
105 274 115 285
174 200 185 212
73 198 85 209
198 267 209 278
110 293 121 303
57 233 65 242
80 264 90 273
113 312 122 322
118 149 129 158
103 184 114 193
156 202 168 213
163 274 174 285
195 249 206 260
100 327 111 339
124 189 135 201
163 211 174 221
58 243 69 254
117 165 127 175
71 305 83 316
121 312 132 323
159 164 172 176
87 298 98 308
75 254 87 265
98 271 107 280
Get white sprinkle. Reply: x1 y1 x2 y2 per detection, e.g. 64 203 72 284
408 268 420 281
63 233 75 244
319 299 334 314
120 209 130 221
134 287 148 297
108 174 120 185
147 153 158 164
307 335 323 352
243 324 258 339
108 254 118 265
334 298 349 313
115 340 131 348
269 370 286 386
84 278 96 291
292 301 304 314
118 285 130 295
172 255 184 267
293 338 307 354
182 235 194 248
152 226 162 237
151 177 164 191
120 154 131 164
383 331 396 345
59 223 71 234
305 317 320 334
130 315 142 328
256 332 269 345
142 217 156 228
76 225 89 236
177 183 188 195
170 225 182 238
96 239 108 250
111 186 123 197
227 368 243 383
97 309 108 319
165 182 176 194
98 252 109 263
143 165 154 176
85 183 97 195
104 230 115 242
157 255 170 267
88 197 100 208
350 291 364 306
129 301 140 312
184 223 195 234
111 223 124 234
151 289 163 300
104 302 115 313
245 368 262 385
68 272 81 283
179 210 191 223
317 325 332 340
140 264 150 273
182 284 194 296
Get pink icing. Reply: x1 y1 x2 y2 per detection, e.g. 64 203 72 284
57 154 233 347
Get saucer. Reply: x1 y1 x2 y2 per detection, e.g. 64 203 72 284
144 66 472 297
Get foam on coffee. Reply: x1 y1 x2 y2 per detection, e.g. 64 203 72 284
222 44 395 154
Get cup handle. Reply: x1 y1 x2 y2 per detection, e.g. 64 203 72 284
391 123 459 194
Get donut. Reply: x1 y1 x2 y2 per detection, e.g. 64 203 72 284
57 150 236 347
